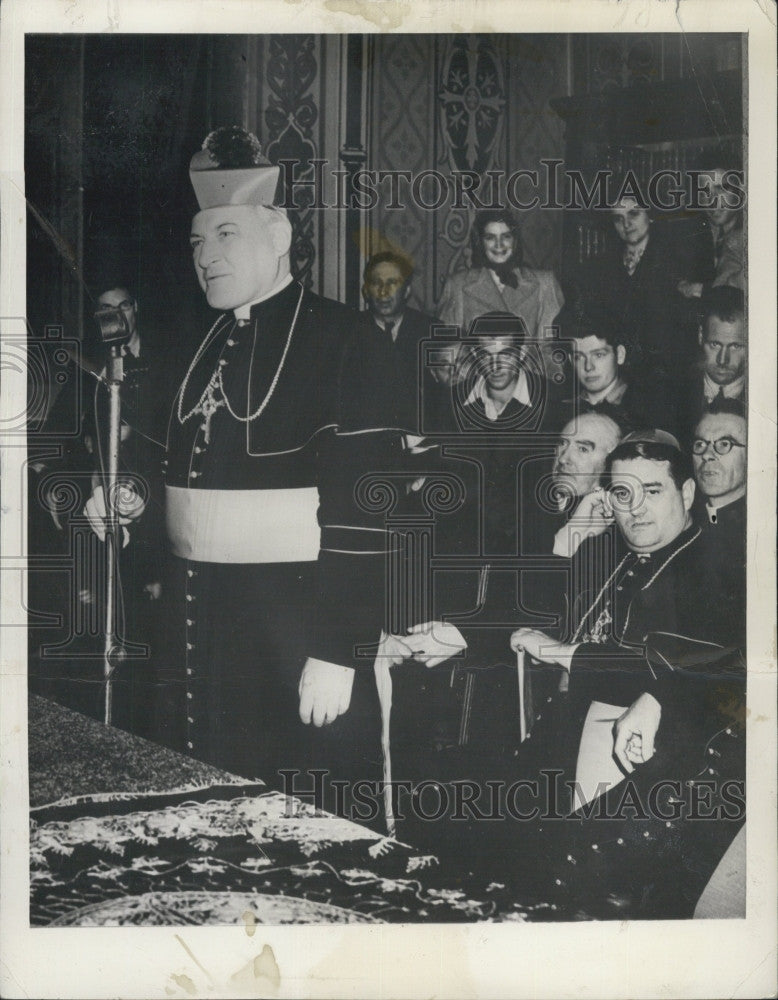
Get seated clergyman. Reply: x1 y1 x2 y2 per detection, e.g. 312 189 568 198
511 429 744 760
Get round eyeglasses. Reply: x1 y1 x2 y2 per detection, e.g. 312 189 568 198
692 437 746 456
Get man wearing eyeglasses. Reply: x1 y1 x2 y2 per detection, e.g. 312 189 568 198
509 430 745 917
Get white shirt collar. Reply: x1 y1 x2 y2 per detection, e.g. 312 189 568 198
703 372 746 402
465 370 532 419
233 273 294 320
580 376 626 406
705 486 746 514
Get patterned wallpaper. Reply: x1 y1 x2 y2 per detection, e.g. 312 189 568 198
213 34 569 312
365 35 441 313
366 34 569 316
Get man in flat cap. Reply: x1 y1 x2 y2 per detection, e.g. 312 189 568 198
87 128 393 809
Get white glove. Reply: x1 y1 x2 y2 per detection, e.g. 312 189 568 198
400 621 467 668
298 658 355 727
83 483 146 545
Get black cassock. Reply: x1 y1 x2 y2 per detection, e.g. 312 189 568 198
162 279 403 812
519 523 746 918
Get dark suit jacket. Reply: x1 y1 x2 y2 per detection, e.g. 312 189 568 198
675 373 747 448
573 230 692 379
545 373 679 438
339 305 440 436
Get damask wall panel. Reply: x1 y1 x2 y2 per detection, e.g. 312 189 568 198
504 34 569 274
434 35 509 299
366 34 568 316
366 34 440 314
262 35 322 291
206 34 570 311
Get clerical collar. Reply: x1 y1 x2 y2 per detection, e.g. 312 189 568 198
233 273 294 320
706 486 746 516
580 376 626 406
628 522 699 564
703 372 745 402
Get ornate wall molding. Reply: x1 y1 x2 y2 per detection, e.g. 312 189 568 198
264 35 320 288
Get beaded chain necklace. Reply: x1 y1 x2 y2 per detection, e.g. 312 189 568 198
572 526 702 644
177 283 304 443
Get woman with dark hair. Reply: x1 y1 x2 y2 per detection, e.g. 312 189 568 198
437 208 564 341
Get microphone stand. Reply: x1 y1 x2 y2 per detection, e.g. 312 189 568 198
102 345 125 726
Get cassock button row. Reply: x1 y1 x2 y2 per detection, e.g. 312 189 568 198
187 716 194 725
187 692 193 700
186 668 193 676
186 619 194 627
186 642 194 650
186 594 195 602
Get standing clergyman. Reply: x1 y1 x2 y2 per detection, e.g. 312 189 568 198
86 128 394 807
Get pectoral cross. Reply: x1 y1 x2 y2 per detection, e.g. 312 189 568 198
198 375 224 445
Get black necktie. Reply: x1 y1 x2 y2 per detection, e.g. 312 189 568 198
384 320 397 342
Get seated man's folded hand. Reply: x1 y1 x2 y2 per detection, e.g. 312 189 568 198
613 691 661 773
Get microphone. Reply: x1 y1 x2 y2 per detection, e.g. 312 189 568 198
94 305 132 349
